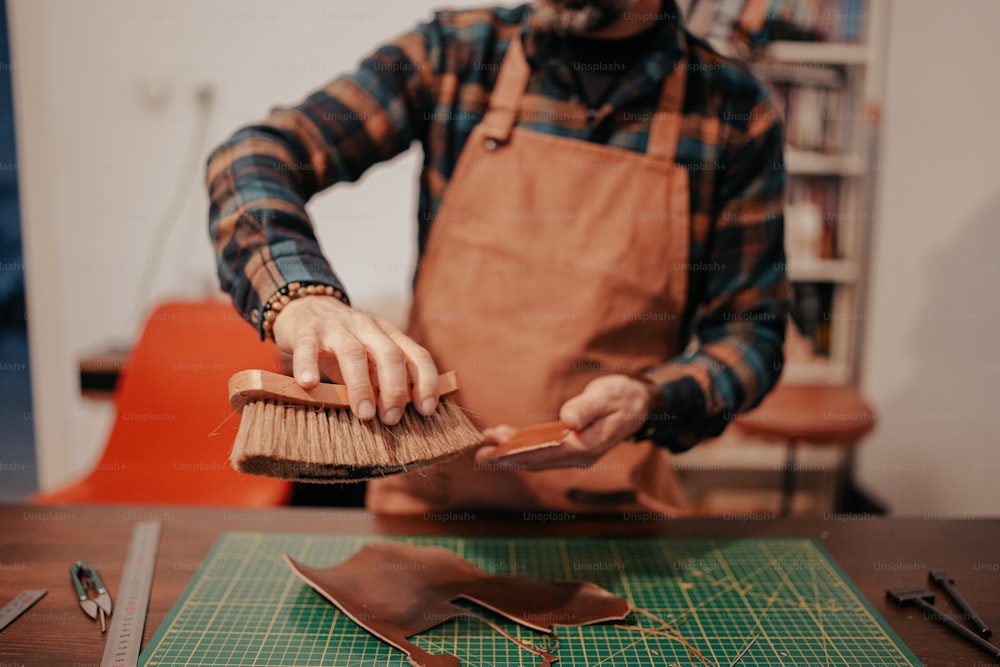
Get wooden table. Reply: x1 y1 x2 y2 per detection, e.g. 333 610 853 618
0 504 997 666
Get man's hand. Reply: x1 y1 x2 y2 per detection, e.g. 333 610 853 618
476 374 655 470
271 295 440 425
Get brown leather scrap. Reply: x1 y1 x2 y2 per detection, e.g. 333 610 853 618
285 542 630 667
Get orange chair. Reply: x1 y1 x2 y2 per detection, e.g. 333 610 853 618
34 300 292 506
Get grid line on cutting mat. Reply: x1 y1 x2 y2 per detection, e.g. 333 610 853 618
139 534 922 667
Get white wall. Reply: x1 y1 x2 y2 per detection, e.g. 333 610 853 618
12 0 1000 512
858 0 1000 515
11 0 485 490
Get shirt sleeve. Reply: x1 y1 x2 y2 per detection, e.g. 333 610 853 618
636 96 791 452
205 18 443 338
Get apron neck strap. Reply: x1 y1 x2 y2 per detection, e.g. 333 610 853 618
646 50 687 162
482 30 687 161
481 34 531 144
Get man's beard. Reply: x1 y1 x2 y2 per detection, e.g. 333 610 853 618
531 0 640 36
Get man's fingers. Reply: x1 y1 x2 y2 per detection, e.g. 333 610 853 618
271 295 445 425
475 376 652 472
481 425 519 444
322 332 376 420
559 383 609 431
381 321 440 416
561 375 649 431
570 414 622 457
474 425 517 463
475 424 583 469
355 324 410 425
291 336 321 388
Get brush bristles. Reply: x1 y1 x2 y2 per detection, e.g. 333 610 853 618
230 398 482 482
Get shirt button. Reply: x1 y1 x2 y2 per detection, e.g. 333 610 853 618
251 309 260 323
484 138 499 151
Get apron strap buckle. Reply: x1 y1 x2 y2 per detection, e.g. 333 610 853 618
480 108 516 148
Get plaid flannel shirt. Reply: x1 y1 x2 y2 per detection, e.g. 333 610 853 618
206 2 791 452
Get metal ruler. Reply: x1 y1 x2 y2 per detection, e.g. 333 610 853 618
0 589 46 633
101 521 161 667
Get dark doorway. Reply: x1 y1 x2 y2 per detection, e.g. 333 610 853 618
0 0 37 499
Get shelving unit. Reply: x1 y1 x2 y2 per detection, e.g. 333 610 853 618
675 0 888 515
784 147 867 176
760 2 885 388
761 40 869 64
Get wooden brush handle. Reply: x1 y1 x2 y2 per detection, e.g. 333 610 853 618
228 369 460 412
491 421 571 457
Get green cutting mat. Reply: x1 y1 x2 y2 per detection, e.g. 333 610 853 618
139 533 921 666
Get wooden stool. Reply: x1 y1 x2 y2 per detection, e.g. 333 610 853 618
733 383 876 516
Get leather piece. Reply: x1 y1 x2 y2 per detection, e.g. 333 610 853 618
285 542 631 667
491 421 570 457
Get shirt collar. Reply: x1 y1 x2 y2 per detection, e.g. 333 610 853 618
519 0 688 108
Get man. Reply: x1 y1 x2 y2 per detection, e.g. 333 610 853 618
207 0 790 514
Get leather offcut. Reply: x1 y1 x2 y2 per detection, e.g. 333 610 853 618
285 542 631 667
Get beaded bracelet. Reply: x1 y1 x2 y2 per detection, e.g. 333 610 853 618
261 281 348 340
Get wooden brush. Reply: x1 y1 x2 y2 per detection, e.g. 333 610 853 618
228 369 482 482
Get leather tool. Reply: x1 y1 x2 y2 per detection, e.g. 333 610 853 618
887 587 1000 660
929 570 992 638
71 560 113 633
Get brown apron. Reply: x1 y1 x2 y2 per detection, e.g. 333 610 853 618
367 36 692 515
